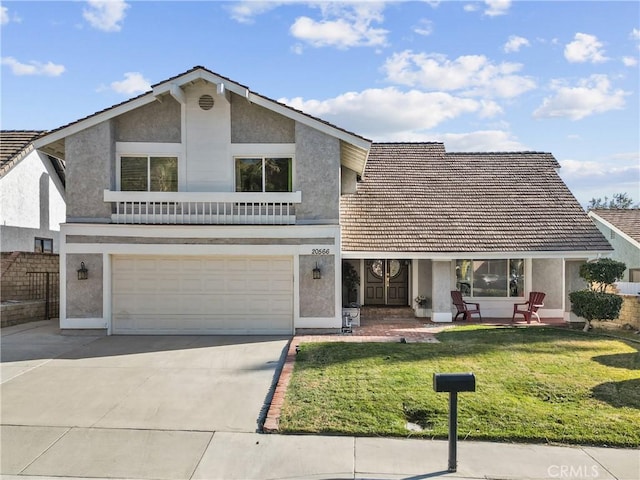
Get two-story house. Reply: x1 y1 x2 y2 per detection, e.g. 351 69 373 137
33 66 612 334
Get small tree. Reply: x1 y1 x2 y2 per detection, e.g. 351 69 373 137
569 258 626 331
342 261 360 306
587 192 636 210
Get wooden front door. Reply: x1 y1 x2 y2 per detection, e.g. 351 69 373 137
364 259 409 306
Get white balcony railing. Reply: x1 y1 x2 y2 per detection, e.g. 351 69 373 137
104 190 302 225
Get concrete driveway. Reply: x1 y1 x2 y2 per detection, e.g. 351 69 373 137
1 319 290 478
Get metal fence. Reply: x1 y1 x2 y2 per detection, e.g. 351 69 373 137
26 271 59 319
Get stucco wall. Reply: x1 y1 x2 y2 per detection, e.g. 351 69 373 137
416 259 433 304
591 220 639 281
341 167 358 194
0 150 65 252
565 260 588 316
115 98 181 143
531 258 562 309
66 121 114 221
66 253 103 318
230 94 295 143
295 123 340 223
299 254 335 317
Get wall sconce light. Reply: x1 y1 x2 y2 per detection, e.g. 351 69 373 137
77 262 88 280
312 262 321 280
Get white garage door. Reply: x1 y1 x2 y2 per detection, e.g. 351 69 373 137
112 255 293 335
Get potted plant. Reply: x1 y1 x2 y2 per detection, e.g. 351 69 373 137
342 261 361 326
414 295 432 318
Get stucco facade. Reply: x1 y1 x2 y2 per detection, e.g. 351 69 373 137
35 67 364 334
0 148 66 253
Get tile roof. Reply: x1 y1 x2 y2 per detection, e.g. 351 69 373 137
1 130 65 184
340 142 612 253
590 209 640 244
0 130 44 172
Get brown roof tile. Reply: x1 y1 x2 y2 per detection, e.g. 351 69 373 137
340 142 612 253
0 130 44 169
1 130 64 184
590 209 640 244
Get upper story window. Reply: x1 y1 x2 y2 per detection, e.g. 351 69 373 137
235 157 292 192
455 259 524 297
35 237 53 253
120 156 178 192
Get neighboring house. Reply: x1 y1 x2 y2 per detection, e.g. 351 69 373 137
32 66 611 334
0 130 66 253
588 209 640 281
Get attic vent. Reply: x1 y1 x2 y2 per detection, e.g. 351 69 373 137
198 94 214 110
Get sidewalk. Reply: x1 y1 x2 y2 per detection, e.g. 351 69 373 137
2 429 638 479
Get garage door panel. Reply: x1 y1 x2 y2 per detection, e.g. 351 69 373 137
112 255 293 334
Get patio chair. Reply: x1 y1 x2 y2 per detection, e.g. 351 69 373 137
512 291 546 324
451 290 482 321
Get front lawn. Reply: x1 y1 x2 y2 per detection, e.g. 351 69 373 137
279 326 640 447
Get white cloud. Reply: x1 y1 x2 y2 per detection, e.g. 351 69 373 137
83 0 129 32
463 4 478 13
436 130 526 151
290 3 388 49
533 75 628 120
383 50 536 98
622 56 638 67
413 19 433 37
1 6 8 25
110 72 150 95
630 28 640 40
227 1 284 24
484 0 511 16
280 87 502 139
558 156 640 205
504 35 530 53
564 33 608 63
1 57 65 76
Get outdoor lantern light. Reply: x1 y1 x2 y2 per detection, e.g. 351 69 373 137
77 262 88 280
312 262 321 280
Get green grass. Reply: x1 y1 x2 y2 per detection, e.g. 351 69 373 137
279 326 640 447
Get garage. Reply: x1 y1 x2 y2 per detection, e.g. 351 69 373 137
111 255 293 334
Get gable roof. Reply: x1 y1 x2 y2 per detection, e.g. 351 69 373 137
1 130 44 174
588 209 640 248
33 66 371 173
340 142 612 256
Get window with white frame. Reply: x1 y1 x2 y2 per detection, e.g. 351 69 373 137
235 157 292 192
120 156 178 192
455 259 525 297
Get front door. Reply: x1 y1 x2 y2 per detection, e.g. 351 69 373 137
364 259 409 306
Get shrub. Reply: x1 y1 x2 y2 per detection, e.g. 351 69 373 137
570 258 626 331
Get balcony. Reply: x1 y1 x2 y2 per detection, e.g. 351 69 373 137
104 190 302 225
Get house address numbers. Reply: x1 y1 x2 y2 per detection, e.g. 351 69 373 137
311 248 331 255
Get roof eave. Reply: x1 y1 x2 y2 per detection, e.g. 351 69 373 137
340 250 614 260
588 211 640 249
33 66 372 162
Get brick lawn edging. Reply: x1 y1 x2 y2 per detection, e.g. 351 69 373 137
262 331 438 433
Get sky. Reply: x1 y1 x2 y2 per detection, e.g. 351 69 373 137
1 0 639 207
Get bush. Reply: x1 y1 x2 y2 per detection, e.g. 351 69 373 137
570 258 626 331
579 259 626 292
568 290 623 322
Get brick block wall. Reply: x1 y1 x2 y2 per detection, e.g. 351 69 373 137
616 295 640 329
0 300 46 327
1 252 59 301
